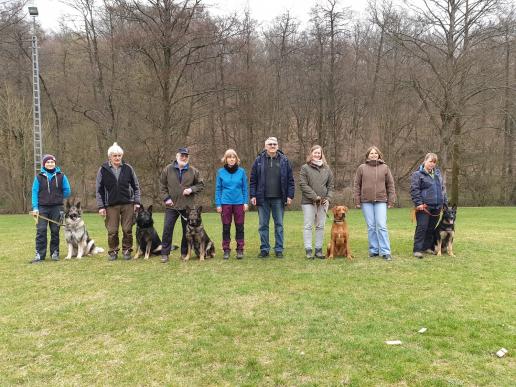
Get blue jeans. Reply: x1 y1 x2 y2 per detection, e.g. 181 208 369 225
257 198 284 253
361 202 391 255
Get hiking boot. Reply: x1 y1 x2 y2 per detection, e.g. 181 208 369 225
275 251 284 258
236 250 244 259
305 248 313 259
413 252 423 259
108 252 118 261
383 254 393 261
160 255 169 263
51 251 59 261
258 251 269 258
369 252 379 258
122 250 132 260
223 250 230 260
315 248 325 259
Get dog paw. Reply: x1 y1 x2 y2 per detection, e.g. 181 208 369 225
65 256 72 260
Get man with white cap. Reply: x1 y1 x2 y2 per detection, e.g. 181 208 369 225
31 154 72 263
250 137 295 258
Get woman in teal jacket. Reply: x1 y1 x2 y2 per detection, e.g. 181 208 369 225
31 154 71 263
215 149 248 259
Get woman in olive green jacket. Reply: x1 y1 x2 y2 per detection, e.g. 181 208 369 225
299 145 334 259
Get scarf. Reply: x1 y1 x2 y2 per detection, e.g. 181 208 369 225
311 159 323 167
224 164 239 174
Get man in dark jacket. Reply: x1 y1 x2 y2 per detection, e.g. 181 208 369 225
159 147 205 262
250 137 295 258
410 152 447 258
96 142 141 261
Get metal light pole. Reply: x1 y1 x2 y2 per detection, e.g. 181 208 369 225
29 6 43 176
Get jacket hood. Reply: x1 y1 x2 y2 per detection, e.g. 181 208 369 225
258 149 285 157
40 166 61 175
365 159 385 165
102 160 126 169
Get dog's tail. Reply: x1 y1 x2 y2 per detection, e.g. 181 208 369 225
87 239 105 255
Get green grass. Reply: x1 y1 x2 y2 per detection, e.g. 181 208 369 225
0 208 514 385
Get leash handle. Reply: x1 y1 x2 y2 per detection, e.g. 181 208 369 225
29 211 64 227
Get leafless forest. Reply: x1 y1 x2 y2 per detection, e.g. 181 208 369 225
1 0 515 213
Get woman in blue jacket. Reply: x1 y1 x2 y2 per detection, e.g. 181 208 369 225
215 149 249 259
31 154 71 263
410 152 447 258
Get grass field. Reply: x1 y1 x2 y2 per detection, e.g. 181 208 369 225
0 207 514 385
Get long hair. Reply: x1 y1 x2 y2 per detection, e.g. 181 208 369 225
306 145 327 165
365 146 383 161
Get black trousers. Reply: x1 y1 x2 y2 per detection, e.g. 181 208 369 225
35 205 62 259
161 208 187 256
413 208 441 252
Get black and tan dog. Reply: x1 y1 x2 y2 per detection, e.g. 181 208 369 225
64 201 104 259
183 206 215 261
327 205 352 260
134 205 162 259
434 204 457 256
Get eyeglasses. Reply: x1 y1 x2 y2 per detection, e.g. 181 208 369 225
266 143 278 146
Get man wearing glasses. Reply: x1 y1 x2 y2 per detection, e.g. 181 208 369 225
96 142 141 261
159 147 205 263
250 137 295 258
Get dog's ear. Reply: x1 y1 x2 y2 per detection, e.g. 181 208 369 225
66 200 71 209
343 205 348 212
197 206 202 214
185 205 190 213
451 204 457 211
332 207 337 215
76 201 81 209
147 205 152 213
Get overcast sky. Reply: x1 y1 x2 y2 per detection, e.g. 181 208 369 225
32 0 372 32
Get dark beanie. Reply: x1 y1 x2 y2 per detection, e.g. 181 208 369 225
42 154 56 165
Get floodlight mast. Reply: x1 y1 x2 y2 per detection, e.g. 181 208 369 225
29 5 42 176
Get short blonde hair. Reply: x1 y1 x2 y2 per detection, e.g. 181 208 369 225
365 146 383 160
306 145 327 164
107 142 124 157
221 149 241 165
424 152 438 163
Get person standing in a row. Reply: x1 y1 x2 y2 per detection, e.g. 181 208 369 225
96 142 141 261
410 152 447 258
250 137 295 258
353 146 396 260
159 147 204 263
215 149 248 259
299 145 334 259
31 154 71 263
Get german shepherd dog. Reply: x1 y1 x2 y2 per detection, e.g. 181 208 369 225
184 206 215 261
134 205 162 259
434 204 457 256
64 201 104 259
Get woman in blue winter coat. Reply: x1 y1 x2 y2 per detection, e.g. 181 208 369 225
31 154 71 263
215 149 249 259
410 152 447 258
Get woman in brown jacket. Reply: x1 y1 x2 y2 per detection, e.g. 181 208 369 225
353 146 396 260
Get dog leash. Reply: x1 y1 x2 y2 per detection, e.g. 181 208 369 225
29 211 64 227
411 205 443 223
165 206 188 220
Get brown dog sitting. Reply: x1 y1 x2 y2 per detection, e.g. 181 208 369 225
327 205 352 260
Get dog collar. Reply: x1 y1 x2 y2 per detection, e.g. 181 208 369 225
333 220 344 223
